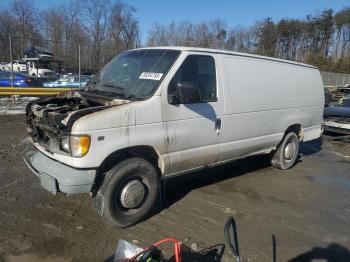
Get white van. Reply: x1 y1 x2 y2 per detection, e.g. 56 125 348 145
23 47 324 227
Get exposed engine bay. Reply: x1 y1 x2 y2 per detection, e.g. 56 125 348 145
323 95 350 135
26 91 129 150
324 115 350 124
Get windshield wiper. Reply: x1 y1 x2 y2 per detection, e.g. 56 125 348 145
102 83 126 91
89 89 124 96
101 83 143 100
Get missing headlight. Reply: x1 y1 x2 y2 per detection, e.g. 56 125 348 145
60 136 70 153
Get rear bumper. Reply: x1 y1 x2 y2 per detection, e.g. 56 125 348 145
23 140 96 195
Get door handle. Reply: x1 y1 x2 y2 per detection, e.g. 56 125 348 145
215 118 222 133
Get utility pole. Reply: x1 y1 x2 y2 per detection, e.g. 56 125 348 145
9 35 15 107
78 44 81 88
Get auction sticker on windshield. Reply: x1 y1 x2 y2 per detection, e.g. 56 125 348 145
139 72 163 80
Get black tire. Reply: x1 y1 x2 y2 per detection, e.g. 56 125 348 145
93 157 160 227
271 132 299 170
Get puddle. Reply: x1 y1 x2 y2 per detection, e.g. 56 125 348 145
332 151 350 159
313 174 350 191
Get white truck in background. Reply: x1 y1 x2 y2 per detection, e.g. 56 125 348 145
6 60 27 73
0 62 7 71
26 60 55 78
1 59 54 78
23 47 56 78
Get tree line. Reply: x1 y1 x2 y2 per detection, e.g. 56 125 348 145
147 8 350 73
0 0 140 73
0 0 349 73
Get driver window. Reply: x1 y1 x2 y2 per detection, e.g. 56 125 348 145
168 55 217 103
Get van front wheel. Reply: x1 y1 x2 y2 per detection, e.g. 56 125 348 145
93 157 160 227
271 132 299 170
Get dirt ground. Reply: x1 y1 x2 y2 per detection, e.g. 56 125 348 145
0 114 350 262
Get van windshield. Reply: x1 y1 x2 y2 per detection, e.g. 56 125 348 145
90 49 180 99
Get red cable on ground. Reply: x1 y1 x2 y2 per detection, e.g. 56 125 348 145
127 238 181 262
153 238 181 262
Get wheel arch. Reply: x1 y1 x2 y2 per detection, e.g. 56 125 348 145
285 124 302 140
91 145 163 194
274 123 302 150
271 124 301 170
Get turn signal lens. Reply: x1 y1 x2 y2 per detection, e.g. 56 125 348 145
70 135 91 157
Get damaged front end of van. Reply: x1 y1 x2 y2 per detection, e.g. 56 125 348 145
22 48 179 197
23 90 132 194
25 90 129 151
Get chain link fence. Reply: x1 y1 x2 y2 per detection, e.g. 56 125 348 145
0 33 126 84
1 33 350 89
321 71 350 86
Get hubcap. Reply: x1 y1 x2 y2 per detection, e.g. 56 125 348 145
284 140 296 160
120 180 146 209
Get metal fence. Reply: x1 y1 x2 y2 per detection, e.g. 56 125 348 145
321 71 350 86
0 33 125 87
1 32 350 89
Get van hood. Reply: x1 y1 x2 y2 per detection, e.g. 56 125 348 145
25 90 132 147
324 106 350 118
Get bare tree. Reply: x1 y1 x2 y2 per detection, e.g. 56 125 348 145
193 23 211 47
208 19 227 49
334 7 350 59
10 0 41 57
1 1 350 73
257 17 277 56
0 11 16 61
147 23 169 46
84 0 110 69
41 9 65 58
108 1 139 50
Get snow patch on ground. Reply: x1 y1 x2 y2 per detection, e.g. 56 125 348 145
0 96 37 115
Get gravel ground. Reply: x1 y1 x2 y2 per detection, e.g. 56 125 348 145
0 114 350 262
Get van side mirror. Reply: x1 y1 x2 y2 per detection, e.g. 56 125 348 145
169 82 201 104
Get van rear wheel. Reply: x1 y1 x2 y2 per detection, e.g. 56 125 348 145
271 132 299 170
93 157 160 228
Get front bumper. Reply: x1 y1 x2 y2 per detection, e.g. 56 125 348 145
23 140 96 195
323 121 350 135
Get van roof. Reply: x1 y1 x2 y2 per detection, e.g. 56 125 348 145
132 46 318 69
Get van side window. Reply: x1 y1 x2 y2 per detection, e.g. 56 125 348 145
168 55 217 103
